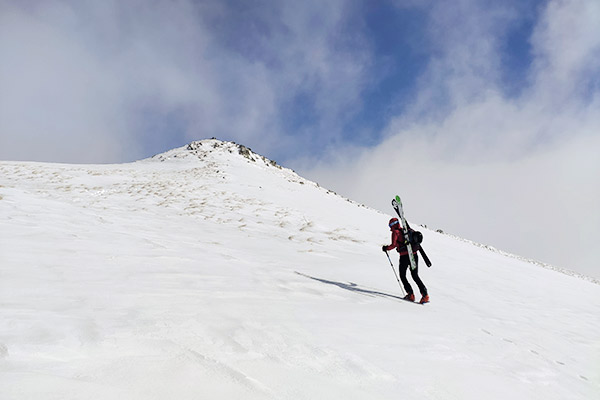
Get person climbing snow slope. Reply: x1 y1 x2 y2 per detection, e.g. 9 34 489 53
382 218 429 304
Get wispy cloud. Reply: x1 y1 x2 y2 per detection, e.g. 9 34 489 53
0 0 370 162
298 0 600 277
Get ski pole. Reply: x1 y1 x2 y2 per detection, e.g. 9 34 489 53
385 250 405 296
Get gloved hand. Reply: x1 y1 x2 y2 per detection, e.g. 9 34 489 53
382 245 388 252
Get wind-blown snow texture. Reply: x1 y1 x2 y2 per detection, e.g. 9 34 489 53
1 139 598 399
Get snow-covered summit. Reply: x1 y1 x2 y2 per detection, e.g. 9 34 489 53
0 140 599 399
140 138 322 194
148 139 281 169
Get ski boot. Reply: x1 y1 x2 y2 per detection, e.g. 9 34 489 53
403 293 415 302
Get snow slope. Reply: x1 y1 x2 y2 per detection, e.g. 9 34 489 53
1 139 598 399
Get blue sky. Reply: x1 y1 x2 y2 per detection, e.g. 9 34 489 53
1 0 599 278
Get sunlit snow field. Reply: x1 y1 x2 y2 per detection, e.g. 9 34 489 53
1 140 598 399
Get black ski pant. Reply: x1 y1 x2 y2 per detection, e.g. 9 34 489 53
399 253 428 296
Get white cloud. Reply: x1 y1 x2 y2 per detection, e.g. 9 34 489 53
530 0 600 103
0 3 129 162
299 0 600 278
0 0 369 162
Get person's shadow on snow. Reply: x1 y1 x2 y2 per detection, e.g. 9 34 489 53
295 271 404 301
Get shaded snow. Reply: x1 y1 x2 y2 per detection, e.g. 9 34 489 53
0 139 598 399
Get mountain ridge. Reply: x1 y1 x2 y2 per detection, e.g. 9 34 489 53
150 138 598 285
0 138 596 284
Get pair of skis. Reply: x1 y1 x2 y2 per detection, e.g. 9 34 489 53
391 195 432 270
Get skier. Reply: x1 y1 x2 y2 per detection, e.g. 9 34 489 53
382 218 429 304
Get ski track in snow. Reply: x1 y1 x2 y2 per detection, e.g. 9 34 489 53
1 140 599 400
